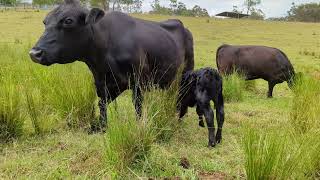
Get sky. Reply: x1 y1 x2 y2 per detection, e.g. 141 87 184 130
141 0 320 18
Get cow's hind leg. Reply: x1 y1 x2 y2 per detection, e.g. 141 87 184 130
196 105 205 127
268 81 276 98
199 103 216 147
179 105 188 119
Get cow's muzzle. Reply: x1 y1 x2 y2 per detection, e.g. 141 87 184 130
29 48 44 64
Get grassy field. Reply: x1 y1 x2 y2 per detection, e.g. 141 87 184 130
0 10 320 179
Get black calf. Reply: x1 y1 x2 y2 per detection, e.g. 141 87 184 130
178 67 225 147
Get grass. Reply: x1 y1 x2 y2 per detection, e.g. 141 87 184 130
223 72 246 102
0 10 320 178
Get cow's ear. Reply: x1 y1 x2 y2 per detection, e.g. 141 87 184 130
85 8 105 24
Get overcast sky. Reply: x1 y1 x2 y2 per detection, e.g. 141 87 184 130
141 0 319 18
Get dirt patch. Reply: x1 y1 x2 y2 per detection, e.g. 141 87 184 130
48 141 67 153
198 172 229 180
69 151 103 175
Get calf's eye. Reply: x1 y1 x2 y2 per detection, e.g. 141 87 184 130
64 18 73 25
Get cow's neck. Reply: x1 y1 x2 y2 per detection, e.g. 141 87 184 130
83 23 110 73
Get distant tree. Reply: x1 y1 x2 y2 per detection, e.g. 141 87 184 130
192 5 209 17
0 0 19 5
150 0 209 17
232 5 241 13
169 0 177 13
287 2 320 22
244 0 261 14
248 8 265 20
150 0 171 15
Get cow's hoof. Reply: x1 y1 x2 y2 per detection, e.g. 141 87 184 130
89 123 107 134
216 134 222 144
208 141 216 148
199 120 205 127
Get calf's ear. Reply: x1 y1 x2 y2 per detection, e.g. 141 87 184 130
85 8 105 24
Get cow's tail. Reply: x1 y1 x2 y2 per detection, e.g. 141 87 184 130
216 44 229 71
279 50 296 88
183 28 194 73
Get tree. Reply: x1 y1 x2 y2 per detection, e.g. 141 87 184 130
287 2 320 22
248 8 265 20
244 0 261 14
169 0 177 13
150 1 209 17
0 0 17 5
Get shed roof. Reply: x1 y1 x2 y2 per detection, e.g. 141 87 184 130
215 11 249 18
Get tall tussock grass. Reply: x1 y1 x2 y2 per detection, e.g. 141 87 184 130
104 109 156 176
243 127 304 179
223 72 245 102
0 43 97 138
27 66 97 129
104 74 181 177
290 74 320 133
0 75 24 141
243 75 320 179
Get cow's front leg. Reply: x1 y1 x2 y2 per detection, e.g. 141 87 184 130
91 77 107 133
132 83 143 118
199 103 216 147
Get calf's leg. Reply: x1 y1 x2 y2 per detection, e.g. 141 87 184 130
199 103 216 147
215 92 225 144
196 105 205 127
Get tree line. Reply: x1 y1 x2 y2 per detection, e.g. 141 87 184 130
150 0 209 17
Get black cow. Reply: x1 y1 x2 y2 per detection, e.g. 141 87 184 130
29 0 194 132
216 44 295 97
178 67 224 147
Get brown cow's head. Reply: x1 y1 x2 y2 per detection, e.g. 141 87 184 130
29 0 104 66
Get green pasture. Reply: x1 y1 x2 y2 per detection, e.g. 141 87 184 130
0 10 319 179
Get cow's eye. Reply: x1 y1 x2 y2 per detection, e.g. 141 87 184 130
64 18 74 25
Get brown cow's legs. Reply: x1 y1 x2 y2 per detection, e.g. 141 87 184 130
268 81 276 98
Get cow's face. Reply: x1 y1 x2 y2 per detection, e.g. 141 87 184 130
29 0 104 66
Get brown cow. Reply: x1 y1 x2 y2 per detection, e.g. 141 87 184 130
216 44 295 98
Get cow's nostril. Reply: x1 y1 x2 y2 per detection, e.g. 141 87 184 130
29 49 43 63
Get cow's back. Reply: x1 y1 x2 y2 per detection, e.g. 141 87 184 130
216 45 294 82
99 12 194 87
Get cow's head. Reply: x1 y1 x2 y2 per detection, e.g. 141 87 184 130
29 0 104 66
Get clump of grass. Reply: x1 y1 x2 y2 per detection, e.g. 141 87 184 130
142 85 180 142
0 76 24 141
223 73 245 102
290 75 320 134
244 80 257 92
243 126 303 179
28 64 96 130
25 88 58 135
104 105 156 177
299 130 320 178
104 73 181 177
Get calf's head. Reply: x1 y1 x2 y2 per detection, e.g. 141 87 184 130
29 0 104 66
